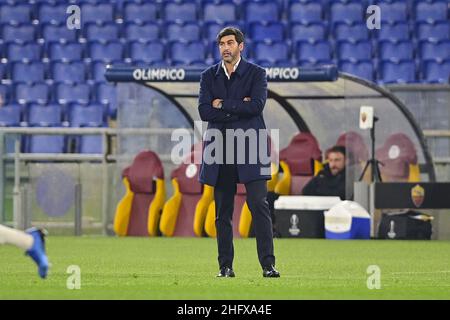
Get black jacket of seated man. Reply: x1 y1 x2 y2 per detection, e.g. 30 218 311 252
302 164 346 200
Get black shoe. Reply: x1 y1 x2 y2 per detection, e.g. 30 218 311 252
216 267 235 278
262 265 280 278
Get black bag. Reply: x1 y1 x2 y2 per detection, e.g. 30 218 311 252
378 210 433 240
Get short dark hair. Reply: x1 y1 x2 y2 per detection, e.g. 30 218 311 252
216 27 245 45
326 145 346 158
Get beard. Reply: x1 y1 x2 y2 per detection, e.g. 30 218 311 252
222 51 237 63
330 167 343 176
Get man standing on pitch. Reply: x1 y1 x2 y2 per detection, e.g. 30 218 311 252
198 27 279 278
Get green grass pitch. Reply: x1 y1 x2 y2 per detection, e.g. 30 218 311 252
0 237 449 299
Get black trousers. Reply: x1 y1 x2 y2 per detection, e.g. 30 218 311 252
214 163 276 269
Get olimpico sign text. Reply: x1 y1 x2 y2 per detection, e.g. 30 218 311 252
133 68 186 81
265 67 300 80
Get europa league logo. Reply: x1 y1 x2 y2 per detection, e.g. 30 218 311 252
289 214 300 236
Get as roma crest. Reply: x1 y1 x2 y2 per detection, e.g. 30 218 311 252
411 184 425 207
361 112 367 123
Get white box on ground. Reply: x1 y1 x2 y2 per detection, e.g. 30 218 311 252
274 196 342 238
274 196 342 211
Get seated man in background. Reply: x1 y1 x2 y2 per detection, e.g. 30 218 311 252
302 146 347 200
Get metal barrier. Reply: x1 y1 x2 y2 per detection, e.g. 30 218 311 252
0 127 195 235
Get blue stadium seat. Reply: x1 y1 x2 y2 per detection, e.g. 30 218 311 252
0 4 32 24
124 22 160 42
249 22 285 41
69 104 104 127
203 21 242 42
0 63 6 80
49 42 84 62
244 1 280 23
29 135 65 153
129 41 165 64
123 2 158 23
423 60 450 83
296 41 332 64
415 1 448 22
0 84 11 104
210 42 223 62
288 2 323 24
256 59 294 67
165 22 201 42
52 61 86 84
419 40 450 61
81 3 114 25
169 41 206 65
7 43 42 63
56 83 91 105
0 105 21 127
163 1 198 22
2 24 35 43
15 83 49 105
203 1 237 23
291 23 326 42
253 41 290 63
28 104 62 127
38 4 68 25
337 40 372 61
41 24 78 42
96 83 117 117
85 23 120 42
88 41 124 63
79 134 103 154
334 22 369 41
416 21 450 42
339 60 374 81
330 2 364 24
203 22 226 42
188 61 210 68
378 1 408 23
377 22 410 41
91 62 108 82
12 62 46 83
379 40 414 62
379 60 417 84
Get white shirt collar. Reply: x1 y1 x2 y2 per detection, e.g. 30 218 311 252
221 57 241 80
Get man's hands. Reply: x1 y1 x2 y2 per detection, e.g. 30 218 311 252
212 97 251 108
212 98 223 109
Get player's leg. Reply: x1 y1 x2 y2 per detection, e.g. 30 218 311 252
0 224 33 249
0 224 49 279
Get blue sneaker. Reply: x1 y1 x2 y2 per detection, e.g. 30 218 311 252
25 228 49 279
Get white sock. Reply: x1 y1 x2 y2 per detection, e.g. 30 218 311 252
0 224 34 251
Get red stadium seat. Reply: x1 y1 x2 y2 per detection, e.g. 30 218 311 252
159 144 214 237
204 135 280 239
204 183 250 239
336 131 369 165
376 133 420 182
275 132 323 195
114 150 166 236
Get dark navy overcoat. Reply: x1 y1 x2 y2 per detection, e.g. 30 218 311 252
198 58 271 186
